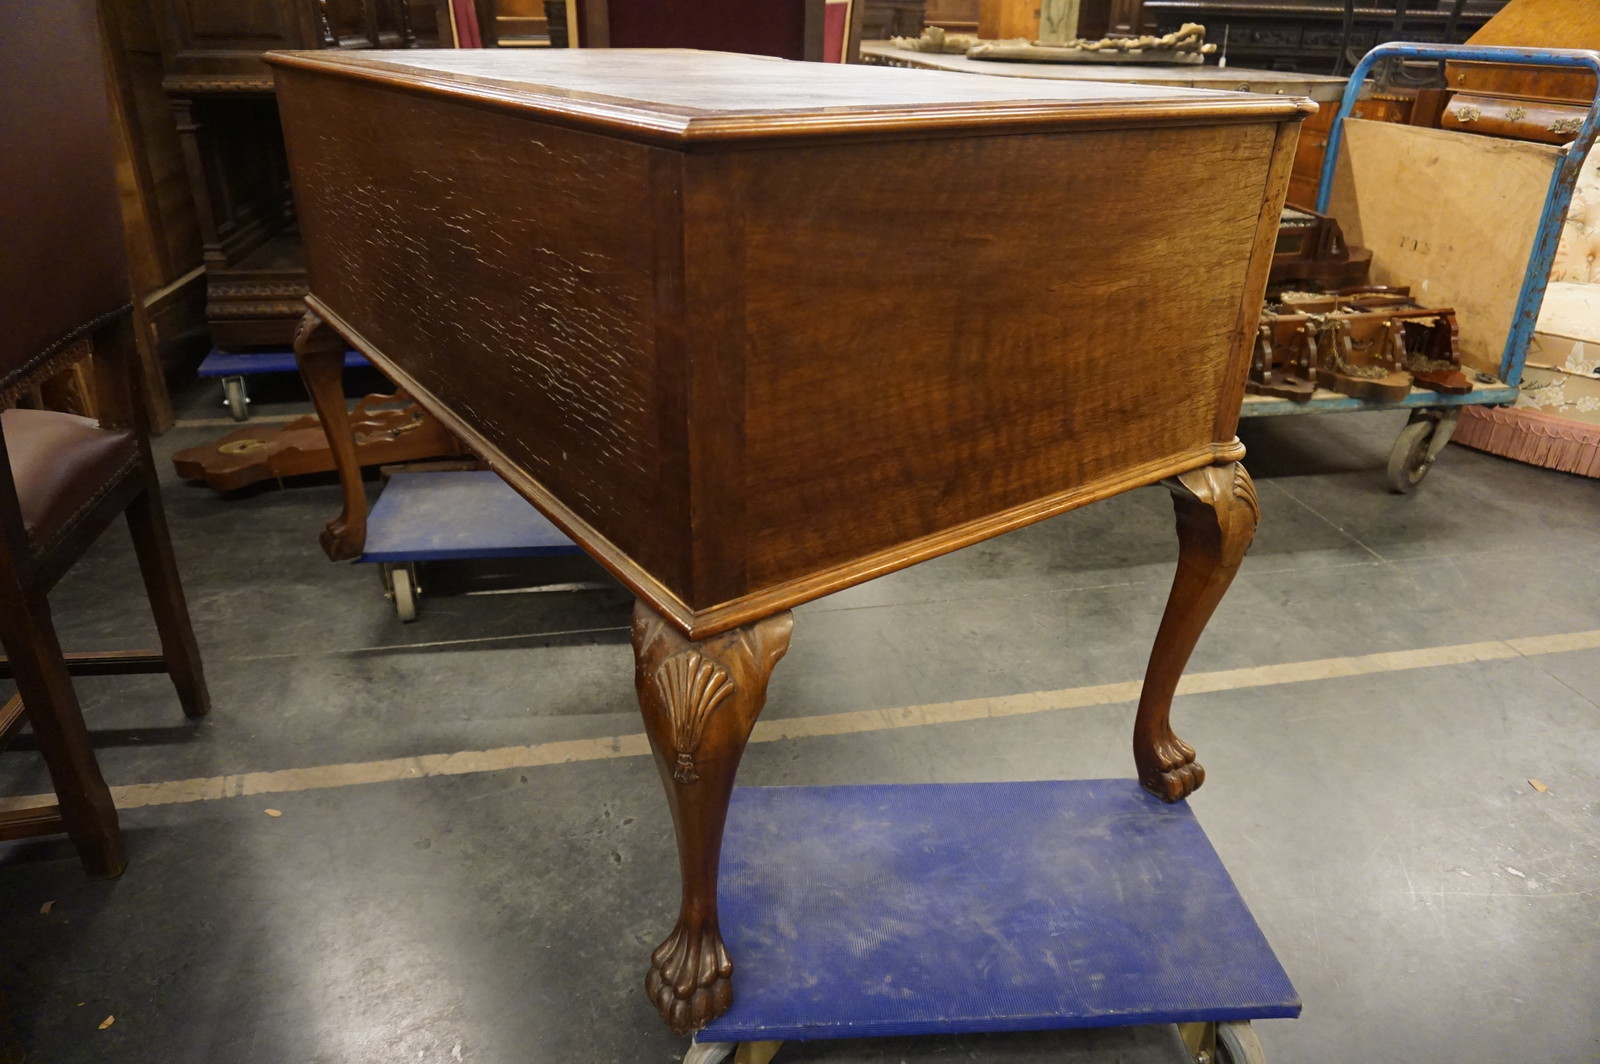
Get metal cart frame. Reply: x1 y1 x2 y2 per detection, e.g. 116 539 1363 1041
1240 42 1600 492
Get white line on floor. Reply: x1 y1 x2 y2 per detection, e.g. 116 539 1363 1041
2 629 1595 813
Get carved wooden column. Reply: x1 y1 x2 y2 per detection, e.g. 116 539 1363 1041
1134 460 1259 802
632 601 794 1034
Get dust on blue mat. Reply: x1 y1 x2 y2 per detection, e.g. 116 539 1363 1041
359 470 583 562
701 779 1299 1043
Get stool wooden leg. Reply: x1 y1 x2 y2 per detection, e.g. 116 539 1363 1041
0 590 125 877
125 477 209 718
293 308 367 561
633 601 793 1035
1134 461 1259 802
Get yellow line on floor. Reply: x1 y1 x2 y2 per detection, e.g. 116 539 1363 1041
2 629 1596 814
171 413 304 429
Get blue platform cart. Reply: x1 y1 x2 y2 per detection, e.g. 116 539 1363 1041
198 347 370 421
685 779 1298 1064
358 469 588 621
1240 42 1600 492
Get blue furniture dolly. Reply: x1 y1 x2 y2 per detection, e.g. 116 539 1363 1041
686 779 1297 1064
198 347 370 421
358 470 587 621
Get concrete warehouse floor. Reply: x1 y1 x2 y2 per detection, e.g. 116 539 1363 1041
1 373 1597 1064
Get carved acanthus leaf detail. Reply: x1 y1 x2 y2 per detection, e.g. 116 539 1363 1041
654 651 735 783
1232 461 1260 526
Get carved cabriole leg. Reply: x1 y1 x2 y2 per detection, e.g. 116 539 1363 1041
292 309 367 561
1134 460 1260 802
633 601 794 1035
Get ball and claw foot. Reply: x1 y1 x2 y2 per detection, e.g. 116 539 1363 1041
647 922 734 1035
1138 735 1205 803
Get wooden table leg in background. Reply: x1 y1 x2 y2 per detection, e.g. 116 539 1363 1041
631 602 794 1034
292 309 369 562
1134 459 1260 803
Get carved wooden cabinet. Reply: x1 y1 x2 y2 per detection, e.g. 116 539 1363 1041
152 0 442 349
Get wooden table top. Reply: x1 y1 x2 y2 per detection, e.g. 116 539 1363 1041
268 48 1312 144
861 40 1350 102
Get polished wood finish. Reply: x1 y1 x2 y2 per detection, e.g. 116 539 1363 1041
1135 462 1258 800
272 49 1308 637
633 601 793 1034
1451 0 1598 109
272 49 1306 1031
294 309 374 559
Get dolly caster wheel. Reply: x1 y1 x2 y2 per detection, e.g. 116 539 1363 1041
1216 1021 1266 1064
684 1040 781 1064
1386 408 1460 493
380 563 419 622
223 376 250 421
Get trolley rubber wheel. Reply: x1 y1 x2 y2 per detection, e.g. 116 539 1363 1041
391 566 417 623
1215 1021 1267 1064
223 377 249 421
1386 417 1436 494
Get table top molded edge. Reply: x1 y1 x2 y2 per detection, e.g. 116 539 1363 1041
265 50 1316 147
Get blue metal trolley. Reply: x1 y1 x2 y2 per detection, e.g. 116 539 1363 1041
1240 42 1600 492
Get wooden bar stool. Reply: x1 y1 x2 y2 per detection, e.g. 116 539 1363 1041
0 0 210 878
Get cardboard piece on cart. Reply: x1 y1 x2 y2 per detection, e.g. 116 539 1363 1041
1325 118 1562 377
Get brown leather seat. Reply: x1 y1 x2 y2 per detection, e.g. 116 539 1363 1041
1 408 136 545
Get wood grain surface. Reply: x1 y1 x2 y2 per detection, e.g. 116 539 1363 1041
278 71 691 591
274 50 1306 636
705 124 1276 597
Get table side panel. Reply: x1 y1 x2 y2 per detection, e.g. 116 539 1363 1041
275 68 690 590
719 124 1278 595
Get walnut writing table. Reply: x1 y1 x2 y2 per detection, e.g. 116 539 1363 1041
265 48 1311 1036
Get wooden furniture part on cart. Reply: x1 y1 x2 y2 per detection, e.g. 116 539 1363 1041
268 47 1309 1034
1440 0 1599 143
148 0 445 352
560 0 866 62
172 388 463 493
1291 0 1595 204
1142 0 1498 73
1269 203 1371 289
0 0 210 878
979 0 1157 43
